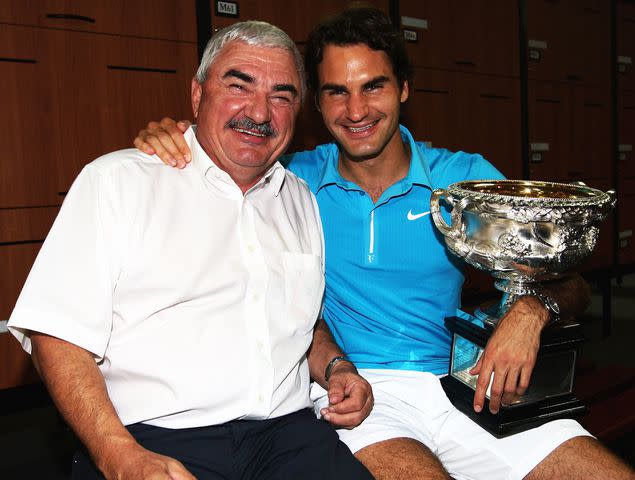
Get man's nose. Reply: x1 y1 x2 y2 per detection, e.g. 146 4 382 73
346 93 369 122
245 92 272 124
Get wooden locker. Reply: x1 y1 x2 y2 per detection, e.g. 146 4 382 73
401 68 459 151
569 86 613 182
463 74 522 179
617 0 635 92
210 0 389 42
567 0 611 87
0 0 197 42
526 0 567 83
527 81 570 181
617 184 635 265
0 26 61 208
399 0 454 71
49 30 198 194
0 206 58 389
400 0 518 77
618 90 635 179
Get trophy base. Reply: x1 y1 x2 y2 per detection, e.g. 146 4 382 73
442 316 587 437
440 375 587 438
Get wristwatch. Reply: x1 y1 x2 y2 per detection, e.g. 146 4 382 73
324 355 350 383
535 292 560 317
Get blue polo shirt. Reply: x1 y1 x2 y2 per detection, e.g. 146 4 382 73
284 125 504 374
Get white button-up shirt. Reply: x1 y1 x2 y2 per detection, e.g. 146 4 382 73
8 127 325 428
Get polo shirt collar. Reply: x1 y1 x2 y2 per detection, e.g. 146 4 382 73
399 125 434 189
186 126 285 196
315 124 434 193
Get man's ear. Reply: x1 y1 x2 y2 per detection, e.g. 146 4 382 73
400 80 410 103
314 93 321 113
191 77 202 118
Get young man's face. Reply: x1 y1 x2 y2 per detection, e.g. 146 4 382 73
316 43 408 162
192 41 301 183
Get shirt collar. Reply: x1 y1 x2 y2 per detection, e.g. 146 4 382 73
185 126 285 196
315 124 434 192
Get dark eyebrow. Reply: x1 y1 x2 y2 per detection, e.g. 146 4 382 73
273 84 299 97
223 69 253 83
320 83 347 93
363 76 390 89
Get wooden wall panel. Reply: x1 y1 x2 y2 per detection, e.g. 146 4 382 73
617 0 635 92
210 0 389 42
618 90 635 179
400 0 518 77
0 26 61 208
528 81 570 181
527 0 610 87
46 29 198 193
618 184 635 265
0 207 58 243
0 0 197 42
570 86 613 182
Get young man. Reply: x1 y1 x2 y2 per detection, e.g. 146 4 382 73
134 8 635 480
8 21 373 479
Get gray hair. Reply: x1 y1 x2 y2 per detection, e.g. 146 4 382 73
195 21 306 101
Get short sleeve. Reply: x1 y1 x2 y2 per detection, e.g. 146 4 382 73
8 164 119 360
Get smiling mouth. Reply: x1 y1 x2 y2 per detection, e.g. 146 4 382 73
233 128 267 138
347 120 379 133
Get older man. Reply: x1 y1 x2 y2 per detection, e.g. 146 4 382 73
8 21 373 479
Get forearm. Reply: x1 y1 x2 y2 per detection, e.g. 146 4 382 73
31 333 137 475
306 319 354 388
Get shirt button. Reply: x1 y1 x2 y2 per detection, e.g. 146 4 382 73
258 394 264 402
248 244 256 252
253 293 260 302
256 340 264 349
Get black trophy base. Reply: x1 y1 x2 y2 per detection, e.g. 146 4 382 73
442 316 588 438
440 375 587 438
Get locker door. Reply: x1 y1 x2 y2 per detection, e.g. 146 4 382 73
569 86 613 182
527 81 570 181
401 68 458 150
464 75 522 179
0 26 60 208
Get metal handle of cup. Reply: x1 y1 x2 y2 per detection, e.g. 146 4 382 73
430 189 464 239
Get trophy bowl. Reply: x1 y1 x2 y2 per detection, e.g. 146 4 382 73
430 179 615 325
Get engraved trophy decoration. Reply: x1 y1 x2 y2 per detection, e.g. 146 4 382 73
430 180 615 437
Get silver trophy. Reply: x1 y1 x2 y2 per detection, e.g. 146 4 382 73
429 179 615 436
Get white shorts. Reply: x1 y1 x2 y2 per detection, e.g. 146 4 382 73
311 369 592 480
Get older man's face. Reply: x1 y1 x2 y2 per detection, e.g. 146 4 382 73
192 41 302 187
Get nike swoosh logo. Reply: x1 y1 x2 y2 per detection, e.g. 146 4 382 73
407 209 431 221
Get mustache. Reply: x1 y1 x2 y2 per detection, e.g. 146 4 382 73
227 118 276 137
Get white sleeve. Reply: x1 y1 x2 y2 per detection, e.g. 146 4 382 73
8 164 119 360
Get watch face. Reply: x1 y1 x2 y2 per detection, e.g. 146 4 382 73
547 297 560 315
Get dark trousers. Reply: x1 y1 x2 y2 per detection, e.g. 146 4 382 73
72 408 373 479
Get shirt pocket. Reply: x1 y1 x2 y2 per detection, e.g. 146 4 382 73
282 252 324 334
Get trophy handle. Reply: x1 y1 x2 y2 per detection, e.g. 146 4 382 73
431 189 464 238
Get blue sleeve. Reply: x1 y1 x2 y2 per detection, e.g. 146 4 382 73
427 147 506 188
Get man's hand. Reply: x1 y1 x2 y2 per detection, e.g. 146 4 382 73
99 442 196 480
320 362 373 429
469 296 549 414
133 117 192 168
